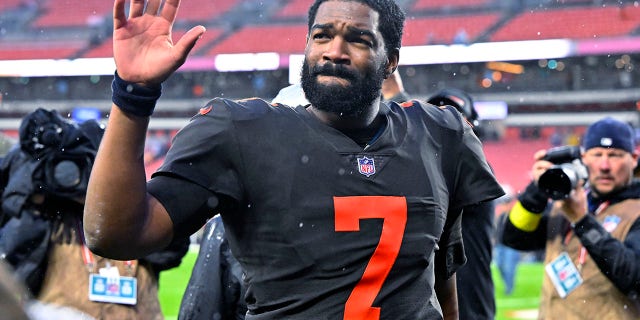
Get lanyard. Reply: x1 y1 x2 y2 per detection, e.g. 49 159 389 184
563 201 609 272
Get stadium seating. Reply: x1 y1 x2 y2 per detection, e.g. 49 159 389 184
189 27 226 55
81 28 225 58
31 0 112 28
81 37 114 59
482 124 589 192
403 13 500 45
6 0 640 61
0 0 29 13
412 0 491 11
206 24 308 55
205 12 502 54
0 41 84 60
490 5 640 42
174 0 240 24
30 0 239 29
482 137 551 193
276 0 314 18
0 2 636 136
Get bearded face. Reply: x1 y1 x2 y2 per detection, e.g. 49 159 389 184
300 58 386 116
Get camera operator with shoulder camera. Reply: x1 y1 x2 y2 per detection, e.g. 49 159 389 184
0 109 189 320
501 117 640 319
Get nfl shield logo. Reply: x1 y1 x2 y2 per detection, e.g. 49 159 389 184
357 156 376 177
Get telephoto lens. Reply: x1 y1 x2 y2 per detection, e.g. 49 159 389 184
538 146 588 200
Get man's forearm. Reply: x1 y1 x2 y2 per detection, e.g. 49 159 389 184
83 105 158 258
435 274 458 320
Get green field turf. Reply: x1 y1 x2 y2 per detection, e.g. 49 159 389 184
158 248 198 320
159 250 544 320
493 262 544 320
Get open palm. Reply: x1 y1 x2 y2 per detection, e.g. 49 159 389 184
112 0 205 86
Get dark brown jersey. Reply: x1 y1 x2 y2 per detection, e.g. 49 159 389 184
149 97 504 319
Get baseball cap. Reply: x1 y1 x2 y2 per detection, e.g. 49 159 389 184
582 117 635 153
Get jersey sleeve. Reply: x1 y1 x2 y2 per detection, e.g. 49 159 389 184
452 110 504 208
418 103 504 278
148 98 244 236
153 98 243 199
435 206 465 279
446 108 503 275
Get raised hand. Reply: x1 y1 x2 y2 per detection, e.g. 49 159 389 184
112 0 206 86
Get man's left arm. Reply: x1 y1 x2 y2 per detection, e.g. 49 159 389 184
435 274 458 320
573 215 640 294
434 206 464 320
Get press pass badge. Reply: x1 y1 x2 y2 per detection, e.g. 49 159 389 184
89 267 137 305
545 252 583 298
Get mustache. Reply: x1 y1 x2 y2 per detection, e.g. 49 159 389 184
311 63 358 81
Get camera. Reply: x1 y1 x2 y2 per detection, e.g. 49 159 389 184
18 109 102 199
537 145 588 200
42 153 93 197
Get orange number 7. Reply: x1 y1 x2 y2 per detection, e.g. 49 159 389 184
334 196 407 320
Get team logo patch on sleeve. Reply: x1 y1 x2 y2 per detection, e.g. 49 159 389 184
357 156 376 177
400 101 415 108
199 105 213 115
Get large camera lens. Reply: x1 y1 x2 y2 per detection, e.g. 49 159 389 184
538 164 575 200
538 145 588 200
53 160 81 188
538 162 588 200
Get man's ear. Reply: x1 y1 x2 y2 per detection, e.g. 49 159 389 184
385 48 400 77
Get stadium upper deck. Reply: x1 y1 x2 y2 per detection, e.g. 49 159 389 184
0 0 638 60
0 0 638 126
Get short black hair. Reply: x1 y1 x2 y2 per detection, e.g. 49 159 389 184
307 0 405 55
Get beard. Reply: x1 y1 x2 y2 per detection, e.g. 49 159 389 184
300 58 386 116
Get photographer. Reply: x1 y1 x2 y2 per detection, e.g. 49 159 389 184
502 117 640 319
0 109 189 320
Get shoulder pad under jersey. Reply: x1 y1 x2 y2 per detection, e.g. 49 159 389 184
195 97 274 121
401 99 466 131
